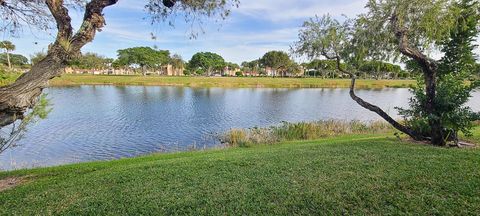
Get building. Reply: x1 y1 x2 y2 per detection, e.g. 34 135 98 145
165 65 184 76
63 64 185 76
223 66 240 76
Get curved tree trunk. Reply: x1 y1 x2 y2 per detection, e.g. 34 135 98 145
329 11 447 146
0 0 118 127
330 56 427 141
391 12 445 146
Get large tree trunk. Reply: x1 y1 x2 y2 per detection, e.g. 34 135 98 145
0 46 68 126
0 0 118 128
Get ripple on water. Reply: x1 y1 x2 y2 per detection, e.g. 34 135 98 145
0 86 479 170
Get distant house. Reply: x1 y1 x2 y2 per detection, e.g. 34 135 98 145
223 66 240 76
243 71 260 77
63 64 184 76
263 66 304 77
265 67 275 77
64 67 112 75
165 65 184 76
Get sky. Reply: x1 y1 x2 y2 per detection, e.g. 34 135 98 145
2 0 371 64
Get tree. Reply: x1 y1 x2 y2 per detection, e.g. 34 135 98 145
0 53 28 67
0 0 239 127
241 59 263 75
170 54 185 70
261 51 292 77
293 0 479 146
114 47 170 75
226 62 240 70
69 52 111 70
223 62 240 76
0 41 15 69
358 61 402 80
405 60 422 74
398 0 480 145
439 0 479 77
188 52 225 76
287 62 303 77
305 59 338 78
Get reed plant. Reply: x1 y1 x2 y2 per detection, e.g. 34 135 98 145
221 120 394 147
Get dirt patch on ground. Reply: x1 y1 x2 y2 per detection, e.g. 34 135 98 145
0 176 28 192
404 138 477 148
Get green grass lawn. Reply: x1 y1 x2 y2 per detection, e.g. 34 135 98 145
50 74 415 89
1 134 479 215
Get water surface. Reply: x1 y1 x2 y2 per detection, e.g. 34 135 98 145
1 86 479 170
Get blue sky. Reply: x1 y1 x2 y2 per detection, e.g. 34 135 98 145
3 0 370 64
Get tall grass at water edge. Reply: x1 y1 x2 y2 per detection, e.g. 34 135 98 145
221 120 395 147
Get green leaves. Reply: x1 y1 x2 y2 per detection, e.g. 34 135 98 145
188 52 225 75
0 41 15 52
293 0 479 144
360 0 461 58
0 53 28 66
0 94 51 154
68 52 111 70
260 51 292 70
293 15 351 61
400 0 480 140
114 47 170 70
26 94 52 122
146 0 240 38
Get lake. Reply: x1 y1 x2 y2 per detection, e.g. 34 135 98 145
1 86 479 170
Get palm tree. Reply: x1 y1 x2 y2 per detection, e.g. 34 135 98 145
0 41 16 69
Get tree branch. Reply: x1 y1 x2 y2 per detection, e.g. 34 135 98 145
46 0 73 41
390 12 438 74
71 0 118 51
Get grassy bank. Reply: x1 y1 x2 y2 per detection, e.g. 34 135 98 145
1 133 479 215
50 74 415 88
0 71 21 86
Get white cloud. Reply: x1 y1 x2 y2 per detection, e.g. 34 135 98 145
236 0 368 22
206 27 299 46
11 0 480 67
101 25 153 42
163 27 301 63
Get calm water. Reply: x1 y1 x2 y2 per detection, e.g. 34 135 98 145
1 86 479 170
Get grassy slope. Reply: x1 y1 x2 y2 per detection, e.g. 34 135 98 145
0 72 21 86
50 74 415 88
1 134 479 215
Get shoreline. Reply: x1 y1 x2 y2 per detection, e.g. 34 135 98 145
48 75 416 89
